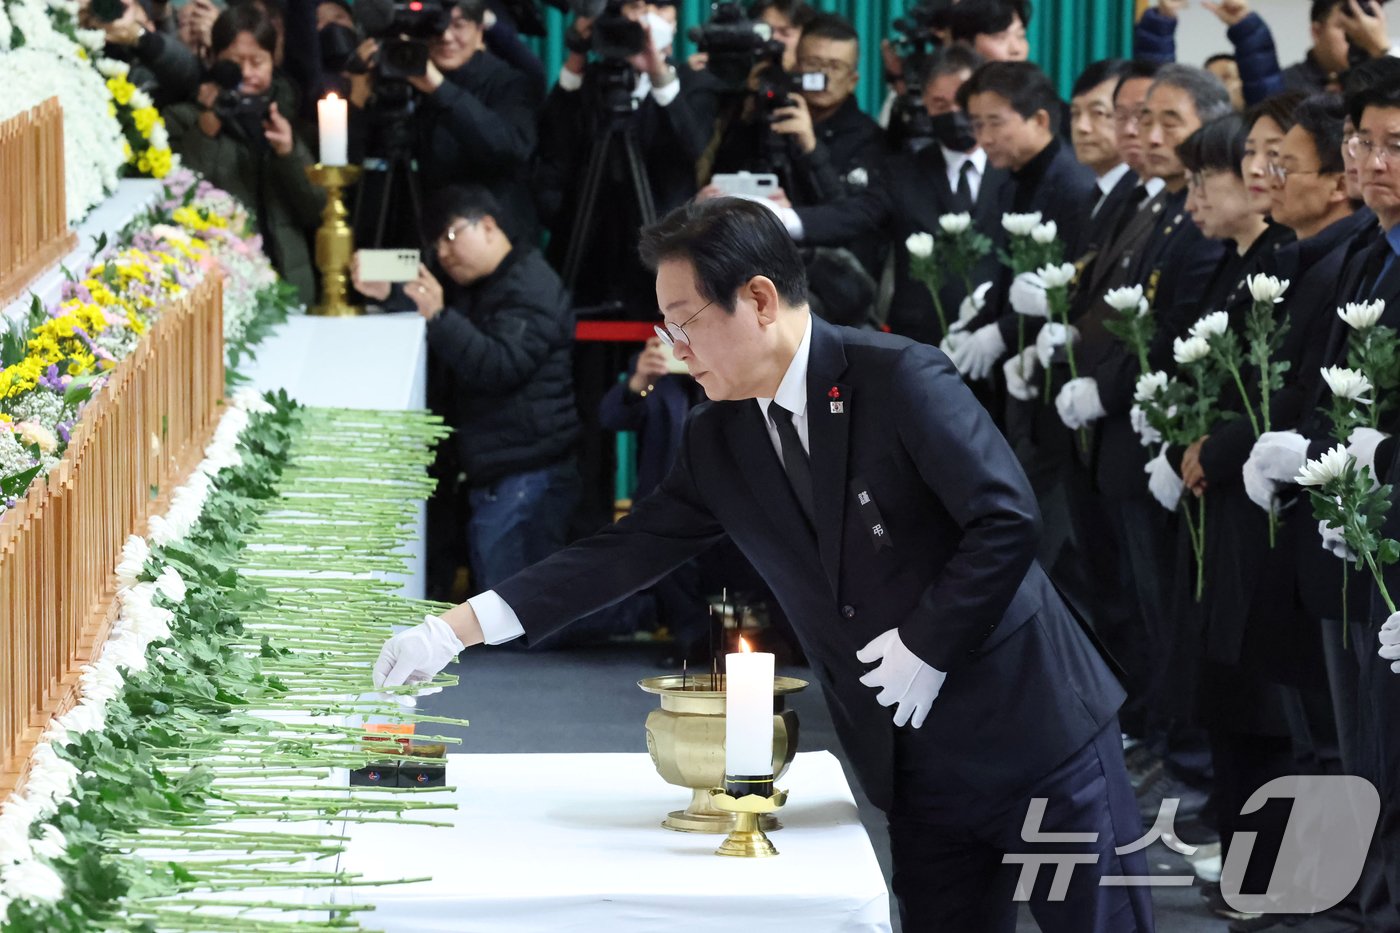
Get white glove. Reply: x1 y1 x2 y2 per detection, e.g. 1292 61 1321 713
958 281 993 325
1130 404 1161 447
1008 271 1049 318
1145 444 1184 511
1319 510 1357 562
1003 346 1040 401
1379 612 1400 673
1035 322 1078 369
1251 430 1311 481
856 628 946 729
1348 427 1389 489
372 614 465 691
939 329 969 359
1055 377 1106 429
949 322 1006 381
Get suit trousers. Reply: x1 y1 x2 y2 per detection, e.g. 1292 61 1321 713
887 719 1154 932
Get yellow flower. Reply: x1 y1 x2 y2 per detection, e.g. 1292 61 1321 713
146 147 172 179
76 47 88 61
108 101 117 118
106 76 135 107
121 139 133 164
67 350 97 376
126 309 147 335
132 107 159 137
0 412 11 423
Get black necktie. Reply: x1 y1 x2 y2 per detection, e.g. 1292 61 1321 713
768 403 815 526
953 160 975 213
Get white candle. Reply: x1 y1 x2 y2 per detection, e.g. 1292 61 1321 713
317 93 348 167
724 638 774 778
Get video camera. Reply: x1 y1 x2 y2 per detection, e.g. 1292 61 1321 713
887 0 952 151
355 0 452 80
206 60 271 143
688 1 782 91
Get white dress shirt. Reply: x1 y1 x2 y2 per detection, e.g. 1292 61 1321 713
468 316 816 646
1092 162 1131 217
941 145 986 206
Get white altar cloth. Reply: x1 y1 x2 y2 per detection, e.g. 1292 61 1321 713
335 750 892 933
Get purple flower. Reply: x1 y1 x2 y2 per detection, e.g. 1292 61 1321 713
56 422 71 443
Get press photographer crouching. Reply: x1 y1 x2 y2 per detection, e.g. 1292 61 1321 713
164 3 324 302
352 0 541 251
351 186 580 593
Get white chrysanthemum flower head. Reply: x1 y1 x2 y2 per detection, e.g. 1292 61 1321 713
938 212 971 234
1001 211 1042 237
1295 444 1352 487
1189 311 1230 341
905 232 934 258
1173 335 1211 365
1338 300 1385 331
1246 273 1289 304
1321 365 1374 402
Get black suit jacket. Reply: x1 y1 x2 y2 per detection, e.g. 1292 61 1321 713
495 318 1124 812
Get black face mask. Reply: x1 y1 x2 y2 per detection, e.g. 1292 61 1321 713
319 22 360 74
931 111 976 152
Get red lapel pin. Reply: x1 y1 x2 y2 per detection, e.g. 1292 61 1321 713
828 386 843 414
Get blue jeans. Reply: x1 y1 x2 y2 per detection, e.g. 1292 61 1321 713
467 461 579 593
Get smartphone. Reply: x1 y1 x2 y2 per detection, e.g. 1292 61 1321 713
664 345 689 374
710 172 781 199
356 249 420 283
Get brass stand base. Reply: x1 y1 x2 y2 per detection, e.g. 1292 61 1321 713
710 787 787 858
663 788 780 833
715 811 778 858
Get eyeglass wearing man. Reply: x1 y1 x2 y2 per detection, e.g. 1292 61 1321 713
351 186 580 594
374 196 1150 932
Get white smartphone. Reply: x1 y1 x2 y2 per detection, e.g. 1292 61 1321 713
710 172 780 199
356 248 420 283
664 345 689 374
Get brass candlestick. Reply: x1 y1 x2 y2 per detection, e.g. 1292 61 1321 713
639 674 806 833
711 778 787 858
305 163 362 317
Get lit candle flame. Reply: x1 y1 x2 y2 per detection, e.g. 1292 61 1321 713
739 636 752 654
325 92 340 101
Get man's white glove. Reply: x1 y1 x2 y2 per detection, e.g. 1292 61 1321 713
1035 322 1077 369
1145 444 1184 511
1348 427 1389 489
856 628 946 728
1008 271 1049 318
1378 612 1400 673
1130 404 1161 447
949 322 1006 381
1243 430 1311 513
1003 346 1040 401
372 614 465 691
939 329 969 359
958 281 993 326
1055 377 1106 429
1319 508 1357 562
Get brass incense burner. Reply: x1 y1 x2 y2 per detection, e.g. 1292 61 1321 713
638 674 807 833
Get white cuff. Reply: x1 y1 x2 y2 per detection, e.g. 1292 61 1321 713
467 590 526 645
650 70 681 106
557 67 584 93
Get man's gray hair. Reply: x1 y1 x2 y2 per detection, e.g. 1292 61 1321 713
1147 63 1234 123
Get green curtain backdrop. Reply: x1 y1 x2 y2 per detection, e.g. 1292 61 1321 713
521 0 1136 116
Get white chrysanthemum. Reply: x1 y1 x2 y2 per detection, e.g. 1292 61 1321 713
1189 311 1231 341
1001 211 1042 237
1134 370 1168 402
1295 444 1353 487
1105 285 1148 315
1 857 65 904
94 58 130 79
1036 262 1076 289
1173 335 1211 365
905 232 934 258
29 826 66 862
1339 300 1385 331
1246 273 1290 304
938 212 971 234
232 387 276 414
1030 220 1058 245
154 567 187 604
1321 365 1374 402
115 534 150 588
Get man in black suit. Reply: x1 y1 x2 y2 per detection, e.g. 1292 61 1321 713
374 198 1153 932
1070 59 1138 227
793 44 1012 345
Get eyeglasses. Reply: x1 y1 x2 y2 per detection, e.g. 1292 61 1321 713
795 57 853 77
437 219 474 249
1266 162 1322 182
1113 108 1141 128
654 299 714 348
1348 136 1400 165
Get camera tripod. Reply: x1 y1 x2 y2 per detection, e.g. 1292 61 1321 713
353 82 427 251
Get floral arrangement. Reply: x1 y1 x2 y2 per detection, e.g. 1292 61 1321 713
0 390 459 931
1 0 177 223
1 171 299 518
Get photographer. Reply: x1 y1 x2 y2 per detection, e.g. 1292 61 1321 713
357 0 540 248
533 1 709 312
163 3 323 302
352 186 580 592
80 0 201 107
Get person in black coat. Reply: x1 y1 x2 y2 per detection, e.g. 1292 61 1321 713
375 197 1153 933
352 186 579 593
